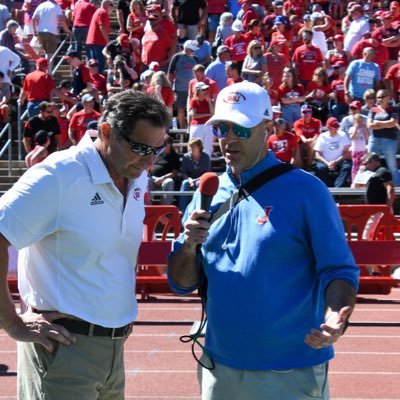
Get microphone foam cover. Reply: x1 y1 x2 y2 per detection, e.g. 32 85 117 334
199 172 219 197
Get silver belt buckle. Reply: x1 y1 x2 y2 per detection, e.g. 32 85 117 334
111 327 125 339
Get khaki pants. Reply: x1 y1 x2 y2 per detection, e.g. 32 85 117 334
198 355 329 400
17 334 125 400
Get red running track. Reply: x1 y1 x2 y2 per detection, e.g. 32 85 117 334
1 289 400 399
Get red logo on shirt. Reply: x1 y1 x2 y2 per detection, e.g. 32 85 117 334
256 206 273 224
223 92 246 104
133 188 141 201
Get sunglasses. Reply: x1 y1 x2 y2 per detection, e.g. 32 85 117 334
213 123 253 140
253 46 262 50
376 96 387 99
302 110 312 114
122 134 166 156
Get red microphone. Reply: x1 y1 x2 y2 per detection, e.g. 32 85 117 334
198 172 219 212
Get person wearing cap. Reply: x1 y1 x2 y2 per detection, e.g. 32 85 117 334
64 50 91 97
103 33 134 68
23 101 60 154
292 30 324 87
188 81 215 156
86 0 113 74
339 100 368 136
270 15 291 60
205 44 231 90
344 47 381 103
366 88 400 186
141 4 175 69
329 61 349 121
325 35 349 77
168 81 359 399
87 59 107 98
167 39 199 129
32 0 71 65
267 117 300 165
71 0 97 59
172 0 208 40
293 103 321 168
351 30 389 74
188 64 219 105
68 93 101 145
241 40 267 84
19 57 56 117
224 19 249 69
25 129 53 168
343 4 370 53
314 116 352 187
376 11 400 70
0 90 171 399
262 0 290 43
237 0 259 32
57 79 79 115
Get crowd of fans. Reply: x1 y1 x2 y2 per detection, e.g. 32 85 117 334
1 0 400 206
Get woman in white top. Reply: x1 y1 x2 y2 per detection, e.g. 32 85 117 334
310 12 330 56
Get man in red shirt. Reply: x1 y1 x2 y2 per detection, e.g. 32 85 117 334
351 30 389 74
68 93 101 145
238 0 259 31
293 103 321 168
385 61 400 102
72 0 96 59
224 19 249 69
86 0 113 73
292 30 324 87
88 59 107 98
19 58 56 117
142 5 175 69
330 60 349 121
267 118 299 164
188 64 219 104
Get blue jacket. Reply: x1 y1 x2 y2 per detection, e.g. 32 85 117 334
169 151 359 370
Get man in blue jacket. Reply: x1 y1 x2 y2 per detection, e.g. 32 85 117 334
168 81 359 399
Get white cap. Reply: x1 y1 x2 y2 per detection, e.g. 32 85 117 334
183 40 198 51
205 81 272 128
232 19 244 32
194 82 210 91
149 61 160 71
311 12 323 20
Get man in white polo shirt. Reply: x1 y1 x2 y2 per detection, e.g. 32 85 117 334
0 90 170 399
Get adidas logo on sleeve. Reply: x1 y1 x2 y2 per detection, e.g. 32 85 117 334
90 192 104 205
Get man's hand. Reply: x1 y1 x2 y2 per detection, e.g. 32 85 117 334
304 306 353 349
5 308 77 352
183 210 211 249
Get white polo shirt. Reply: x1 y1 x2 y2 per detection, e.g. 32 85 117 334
33 0 63 36
0 134 147 327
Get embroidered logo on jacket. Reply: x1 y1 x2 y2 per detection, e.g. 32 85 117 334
133 187 141 201
90 192 104 205
256 206 273 224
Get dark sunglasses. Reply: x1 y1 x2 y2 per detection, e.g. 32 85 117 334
302 110 312 114
122 134 166 156
376 96 387 99
213 123 253 140
253 46 262 50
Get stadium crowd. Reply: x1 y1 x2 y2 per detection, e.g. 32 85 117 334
1 0 400 203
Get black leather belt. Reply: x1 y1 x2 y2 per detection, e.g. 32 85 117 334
53 318 129 339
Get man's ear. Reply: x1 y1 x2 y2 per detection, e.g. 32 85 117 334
99 121 112 142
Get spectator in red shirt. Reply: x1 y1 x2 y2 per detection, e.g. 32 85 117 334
305 66 331 123
68 93 101 145
283 0 305 18
87 59 107 98
19 57 56 117
265 39 289 91
188 81 215 156
146 70 174 113
244 19 265 50
86 0 113 74
268 117 299 165
188 63 219 105
329 60 349 121
142 5 175 69
270 15 292 60
377 11 400 70
226 60 244 86
292 30 324 87
390 1 400 23
238 0 259 31
293 103 321 168
262 73 279 106
126 0 147 41
385 61 400 102
57 79 79 115
224 19 249 70
351 30 389 75
72 0 96 59
262 0 290 43
278 67 306 130
289 14 304 53
325 34 349 78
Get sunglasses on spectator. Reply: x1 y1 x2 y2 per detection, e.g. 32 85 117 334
213 123 253 140
314 73 323 76
376 96 387 99
122 134 166 156
253 46 262 50
366 97 375 100
302 110 312 114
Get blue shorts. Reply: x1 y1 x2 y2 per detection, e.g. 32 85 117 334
208 14 221 33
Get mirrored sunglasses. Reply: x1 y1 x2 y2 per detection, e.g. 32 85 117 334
122 134 166 156
212 123 253 140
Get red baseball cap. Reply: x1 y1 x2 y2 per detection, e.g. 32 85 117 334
36 57 48 67
326 117 340 129
333 34 344 42
390 1 400 9
119 33 130 47
350 100 362 109
333 60 346 68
